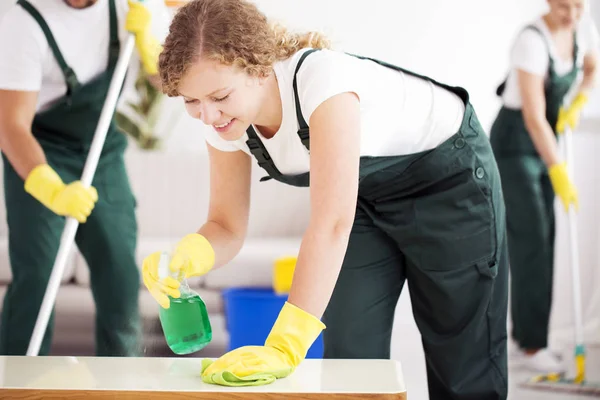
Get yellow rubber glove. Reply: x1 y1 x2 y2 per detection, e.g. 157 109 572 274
142 233 215 308
141 251 181 309
556 92 589 134
125 0 162 75
24 164 98 223
548 162 579 212
201 302 326 386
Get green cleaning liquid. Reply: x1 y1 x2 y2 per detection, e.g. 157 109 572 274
159 292 212 355
157 252 213 355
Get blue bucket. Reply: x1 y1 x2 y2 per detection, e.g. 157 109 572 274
222 287 323 358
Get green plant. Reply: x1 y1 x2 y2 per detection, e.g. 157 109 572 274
115 70 171 150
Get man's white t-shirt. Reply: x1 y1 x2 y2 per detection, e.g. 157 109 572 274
204 48 466 176
501 14 600 109
0 0 171 112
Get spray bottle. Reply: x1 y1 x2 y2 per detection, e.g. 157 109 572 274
158 252 212 355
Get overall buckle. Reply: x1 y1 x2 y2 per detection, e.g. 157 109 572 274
246 138 271 163
298 127 310 151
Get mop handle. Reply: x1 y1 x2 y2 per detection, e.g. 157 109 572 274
563 125 584 349
26 34 137 357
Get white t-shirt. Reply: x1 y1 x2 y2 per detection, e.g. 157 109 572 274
501 14 600 109
0 0 171 112
205 48 466 175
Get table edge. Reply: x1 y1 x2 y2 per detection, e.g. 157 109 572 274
1 388 407 399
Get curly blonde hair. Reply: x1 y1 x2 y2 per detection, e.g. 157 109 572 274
158 0 331 97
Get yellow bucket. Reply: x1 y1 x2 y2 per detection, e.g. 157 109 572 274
273 256 297 294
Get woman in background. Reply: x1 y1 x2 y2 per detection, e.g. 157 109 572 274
490 0 598 374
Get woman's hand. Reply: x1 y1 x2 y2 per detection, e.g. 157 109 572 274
201 302 325 385
142 233 215 308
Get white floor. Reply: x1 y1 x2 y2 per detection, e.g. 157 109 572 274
390 291 600 400
393 338 600 399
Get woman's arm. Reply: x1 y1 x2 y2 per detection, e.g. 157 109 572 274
518 69 561 167
579 50 598 93
197 143 252 269
287 91 361 319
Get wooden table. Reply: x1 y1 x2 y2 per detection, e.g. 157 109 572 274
0 356 407 399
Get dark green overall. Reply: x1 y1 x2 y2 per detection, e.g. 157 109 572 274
0 0 141 356
247 50 509 400
489 26 579 350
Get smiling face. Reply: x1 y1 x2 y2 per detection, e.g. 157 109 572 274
178 57 269 141
547 0 585 29
158 0 328 141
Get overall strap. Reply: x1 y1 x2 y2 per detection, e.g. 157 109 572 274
348 52 469 104
571 31 580 71
107 0 120 69
526 24 580 88
245 125 285 180
18 0 80 95
524 25 552 64
292 49 320 151
289 48 469 145
244 48 320 178
524 24 579 70
496 24 552 97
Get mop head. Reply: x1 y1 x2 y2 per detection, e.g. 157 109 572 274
520 354 600 397
520 375 600 396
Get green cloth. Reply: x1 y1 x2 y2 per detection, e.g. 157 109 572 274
200 359 290 386
0 0 140 356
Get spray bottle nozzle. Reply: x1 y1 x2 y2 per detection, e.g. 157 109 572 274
158 251 191 297
158 251 170 280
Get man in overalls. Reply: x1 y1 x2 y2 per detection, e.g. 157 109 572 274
0 0 170 355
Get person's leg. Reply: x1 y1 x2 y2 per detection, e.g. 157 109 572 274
496 156 554 352
542 171 556 328
322 202 405 359
505 169 563 370
364 106 508 399
75 154 141 356
406 240 508 400
0 156 64 355
412 131 508 399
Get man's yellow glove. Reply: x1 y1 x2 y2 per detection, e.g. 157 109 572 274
548 162 578 212
201 302 325 386
24 164 98 223
142 233 215 309
125 0 162 75
556 92 589 134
